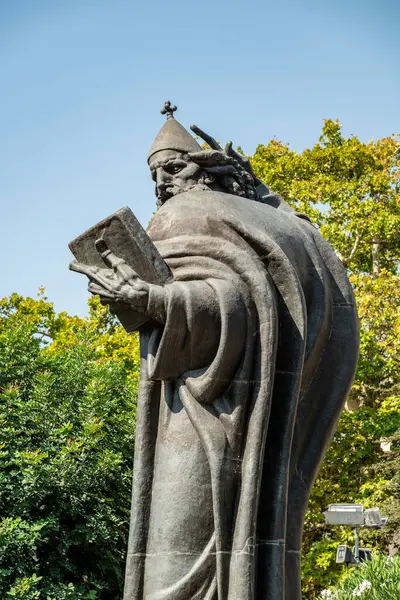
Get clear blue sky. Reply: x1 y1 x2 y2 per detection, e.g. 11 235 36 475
1 0 399 316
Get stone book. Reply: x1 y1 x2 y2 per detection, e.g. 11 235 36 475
68 206 172 331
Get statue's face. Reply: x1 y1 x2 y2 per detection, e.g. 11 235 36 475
149 149 203 204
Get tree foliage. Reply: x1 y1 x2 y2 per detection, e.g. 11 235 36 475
251 121 400 597
252 120 400 274
0 293 139 599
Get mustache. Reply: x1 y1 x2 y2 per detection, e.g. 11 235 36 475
156 185 175 203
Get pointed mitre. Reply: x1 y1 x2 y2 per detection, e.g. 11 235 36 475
148 101 202 162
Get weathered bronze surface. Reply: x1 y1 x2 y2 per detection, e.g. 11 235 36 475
70 103 359 600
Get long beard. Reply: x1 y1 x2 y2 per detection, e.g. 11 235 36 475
156 172 214 208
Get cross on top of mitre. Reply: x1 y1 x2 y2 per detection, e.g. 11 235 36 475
160 100 177 120
148 100 201 160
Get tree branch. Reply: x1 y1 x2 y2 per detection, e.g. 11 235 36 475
372 239 380 278
35 330 53 343
342 232 362 266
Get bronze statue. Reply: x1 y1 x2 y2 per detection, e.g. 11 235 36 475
70 102 359 600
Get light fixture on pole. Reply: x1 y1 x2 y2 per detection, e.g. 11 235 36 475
323 504 388 565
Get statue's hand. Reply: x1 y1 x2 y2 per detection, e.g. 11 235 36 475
224 141 262 186
70 239 168 323
224 142 253 173
70 260 150 312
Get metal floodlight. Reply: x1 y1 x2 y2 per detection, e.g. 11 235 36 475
323 503 364 527
380 517 389 529
357 548 372 562
364 508 388 529
336 545 353 564
326 504 387 567
336 545 372 565
364 508 381 527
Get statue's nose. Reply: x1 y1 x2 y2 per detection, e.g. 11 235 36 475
156 168 170 189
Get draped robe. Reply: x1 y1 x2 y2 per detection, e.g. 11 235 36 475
123 190 359 600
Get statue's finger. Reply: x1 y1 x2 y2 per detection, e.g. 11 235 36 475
188 150 211 164
88 282 115 299
225 142 240 159
205 165 237 175
224 141 233 155
223 143 254 174
69 260 98 277
189 150 230 166
86 270 115 292
114 263 140 288
189 124 222 151
101 249 126 270
94 238 133 283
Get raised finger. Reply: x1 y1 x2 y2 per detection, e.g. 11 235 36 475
189 124 222 151
95 238 127 272
224 141 233 155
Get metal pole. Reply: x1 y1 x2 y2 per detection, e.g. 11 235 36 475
354 527 360 563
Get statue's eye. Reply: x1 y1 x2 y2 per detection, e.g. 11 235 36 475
166 165 183 175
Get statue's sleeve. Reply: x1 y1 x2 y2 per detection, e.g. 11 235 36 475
145 277 248 389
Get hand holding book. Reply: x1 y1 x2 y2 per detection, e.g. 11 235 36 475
70 237 149 309
70 238 167 323
68 207 172 331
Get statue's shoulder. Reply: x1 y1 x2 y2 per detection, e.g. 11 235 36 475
147 189 296 244
154 189 279 221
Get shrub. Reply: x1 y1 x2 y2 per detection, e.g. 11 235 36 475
317 554 400 599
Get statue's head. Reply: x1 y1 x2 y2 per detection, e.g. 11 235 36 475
148 102 257 207
148 149 211 207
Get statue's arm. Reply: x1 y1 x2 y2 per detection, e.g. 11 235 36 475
145 283 167 323
71 248 246 384
145 276 247 388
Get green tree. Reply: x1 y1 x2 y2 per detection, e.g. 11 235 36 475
250 121 400 597
252 119 400 275
0 292 140 599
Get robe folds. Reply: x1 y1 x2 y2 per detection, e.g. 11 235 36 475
123 190 359 600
